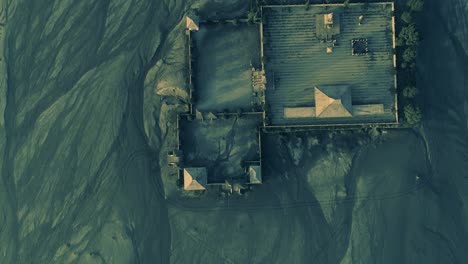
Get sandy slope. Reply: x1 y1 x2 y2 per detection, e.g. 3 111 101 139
0 0 14 261
416 0 468 262
340 131 430 263
0 0 190 262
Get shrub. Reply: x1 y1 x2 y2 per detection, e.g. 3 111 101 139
397 24 419 46
407 0 424 12
402 86 418 98
401 11 412 24
404 104 422 126
402 47 417 62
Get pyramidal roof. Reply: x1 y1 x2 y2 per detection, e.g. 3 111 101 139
186 16 199 31
249 165 262 184
314 86 353 118
184 167 207 190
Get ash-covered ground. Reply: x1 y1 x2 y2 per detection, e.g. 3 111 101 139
0 0 467 263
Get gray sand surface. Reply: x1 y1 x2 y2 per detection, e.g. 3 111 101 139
0 0 466 263
193 23 261 112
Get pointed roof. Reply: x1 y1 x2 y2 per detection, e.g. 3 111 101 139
184 167 207 190
324 13 334 26
195 109 203 120
249 165 262 184
186 16 199 31
206 112 217 121
314 86 353 118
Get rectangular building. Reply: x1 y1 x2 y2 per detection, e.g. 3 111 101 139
261 2 398 126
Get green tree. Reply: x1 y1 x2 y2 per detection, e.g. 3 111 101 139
407 0 424 12
247 10 257 24
397 24 420 46
404 105 422 126
402 47 417 62
401 11 412 24
401 61 416 69
305 0 310 11
344 0 350 8
402 86 418 98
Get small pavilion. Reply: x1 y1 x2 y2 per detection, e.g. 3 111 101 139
183 167 207 190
